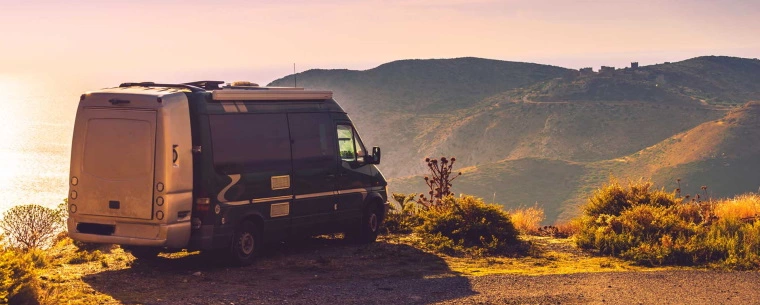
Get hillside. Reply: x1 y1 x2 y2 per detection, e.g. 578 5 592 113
269 56 760 223
519 56 760 104
614 102 760 201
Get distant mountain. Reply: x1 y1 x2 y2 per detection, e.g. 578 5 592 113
269 56 760 223
270 57 572 113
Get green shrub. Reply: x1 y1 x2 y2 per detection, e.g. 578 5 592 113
416 195 519 256
67 250 104 265
25 249 50 269
583 180 679 217
0 247 40 305
576 180 760 269
382 193 423 234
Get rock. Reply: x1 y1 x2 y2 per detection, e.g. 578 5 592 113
193 271 202 276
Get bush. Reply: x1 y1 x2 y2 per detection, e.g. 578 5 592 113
0 204 65 250
509 205 545 235
576 180 760 269
0 246 40 304
382 193 423 234
583 180 679 217
416 195 520 256
67 250 104 265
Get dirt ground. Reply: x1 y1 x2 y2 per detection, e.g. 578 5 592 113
41 236 760 304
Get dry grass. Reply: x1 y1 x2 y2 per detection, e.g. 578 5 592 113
443 236 672 276
509 205 545 235
553 220 581 237
712 193 760 220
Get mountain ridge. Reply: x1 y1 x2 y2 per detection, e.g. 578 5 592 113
268 55 760 222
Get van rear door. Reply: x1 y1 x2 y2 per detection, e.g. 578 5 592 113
73 108 156 220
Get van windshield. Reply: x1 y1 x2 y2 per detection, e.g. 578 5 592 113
337 124 366 161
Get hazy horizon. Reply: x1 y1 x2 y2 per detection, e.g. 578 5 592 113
2 0 759 86
1 0 759 216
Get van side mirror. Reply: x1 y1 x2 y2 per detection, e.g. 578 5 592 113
369 146 381 164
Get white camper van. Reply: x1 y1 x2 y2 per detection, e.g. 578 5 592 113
67 81 388 265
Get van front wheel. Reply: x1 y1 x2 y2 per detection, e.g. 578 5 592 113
228 220 259 266
347 205 381 243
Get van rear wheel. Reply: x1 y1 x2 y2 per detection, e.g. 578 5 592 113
228 220 260 266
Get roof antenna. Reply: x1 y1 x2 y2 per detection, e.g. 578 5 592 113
293 63 297 88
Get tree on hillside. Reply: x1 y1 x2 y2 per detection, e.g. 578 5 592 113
0 204 64 250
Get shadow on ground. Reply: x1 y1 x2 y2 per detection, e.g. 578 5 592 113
83 236 475 304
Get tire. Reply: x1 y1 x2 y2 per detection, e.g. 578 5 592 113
228 220 260 266
125 246 161 260
348 204 381 243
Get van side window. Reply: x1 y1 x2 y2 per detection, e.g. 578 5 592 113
209 113 291 174
289 113 336 165
337 124 357 161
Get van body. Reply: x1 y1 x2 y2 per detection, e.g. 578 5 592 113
67 81 388 264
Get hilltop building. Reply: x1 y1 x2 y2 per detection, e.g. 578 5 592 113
579 67 594 76
631 62 639 69
600 66 615 74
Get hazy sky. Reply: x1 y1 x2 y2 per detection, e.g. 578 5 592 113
1 0 758 85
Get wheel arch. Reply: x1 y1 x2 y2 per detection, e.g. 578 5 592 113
235 210 265 231
365 192 387 222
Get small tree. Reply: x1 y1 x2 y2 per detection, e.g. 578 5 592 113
418 157 462 209
0 204 64 250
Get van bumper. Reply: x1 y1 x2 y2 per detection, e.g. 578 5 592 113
67 216 191 249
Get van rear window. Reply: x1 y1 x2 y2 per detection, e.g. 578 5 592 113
83 118 154 179
209 114 292 174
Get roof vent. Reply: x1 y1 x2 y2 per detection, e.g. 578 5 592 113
230 81 259 87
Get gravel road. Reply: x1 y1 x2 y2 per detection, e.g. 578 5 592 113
89 268 760 304
77 237 760 305
228 270 760 305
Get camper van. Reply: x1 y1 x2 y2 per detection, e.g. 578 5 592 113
67 81 388 265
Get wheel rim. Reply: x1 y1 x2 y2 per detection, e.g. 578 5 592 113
238 232 255 256
368 213 378 232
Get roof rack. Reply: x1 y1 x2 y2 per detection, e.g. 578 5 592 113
183 81 225 90
212 89 332 101
119 82 205 93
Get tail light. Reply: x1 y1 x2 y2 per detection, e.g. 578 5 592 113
195 197 210 212
192 197 209 230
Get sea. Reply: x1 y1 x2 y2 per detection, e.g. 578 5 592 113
0 75 84 217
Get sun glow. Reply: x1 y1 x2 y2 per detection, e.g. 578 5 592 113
0 75 74 215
